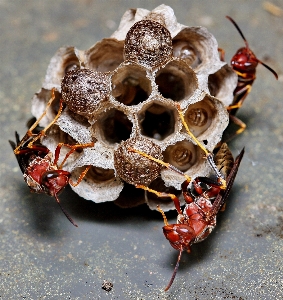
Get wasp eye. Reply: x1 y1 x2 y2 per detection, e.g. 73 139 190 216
42 171 59 183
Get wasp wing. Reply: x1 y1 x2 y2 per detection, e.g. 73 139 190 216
211 147 245 215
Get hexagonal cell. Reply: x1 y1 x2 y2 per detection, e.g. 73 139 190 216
155 59 198 101
95 108 133 144
163 140 199 172
172 27 220 73
208 64 237 106
183 96 216 137
84 38 124 72
111 64 152 106
139 102 176 141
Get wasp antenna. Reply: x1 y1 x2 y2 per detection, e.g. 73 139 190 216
164 247 183 291
54 194 78 227
157 205 169 226
226 16 249 49
257 59 278 80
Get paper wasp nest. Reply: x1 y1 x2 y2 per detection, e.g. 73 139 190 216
31 5 237 211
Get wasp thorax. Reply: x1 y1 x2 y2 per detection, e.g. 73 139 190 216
114 136 163 186
61 69 110 117
124 19 173 69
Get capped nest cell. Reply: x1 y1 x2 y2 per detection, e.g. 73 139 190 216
31 4 237 211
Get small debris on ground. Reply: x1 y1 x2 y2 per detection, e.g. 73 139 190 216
102 280 113 292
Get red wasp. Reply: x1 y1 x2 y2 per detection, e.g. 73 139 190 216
132 143 244 291
220 16 278 139
10 89 94 227
129 104 245 290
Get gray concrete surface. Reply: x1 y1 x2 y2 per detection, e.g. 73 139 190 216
1 1 282 299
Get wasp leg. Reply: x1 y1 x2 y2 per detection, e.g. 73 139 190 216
136 184 183 215
54 142 94 168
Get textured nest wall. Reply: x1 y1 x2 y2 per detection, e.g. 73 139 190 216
31 5 237 211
